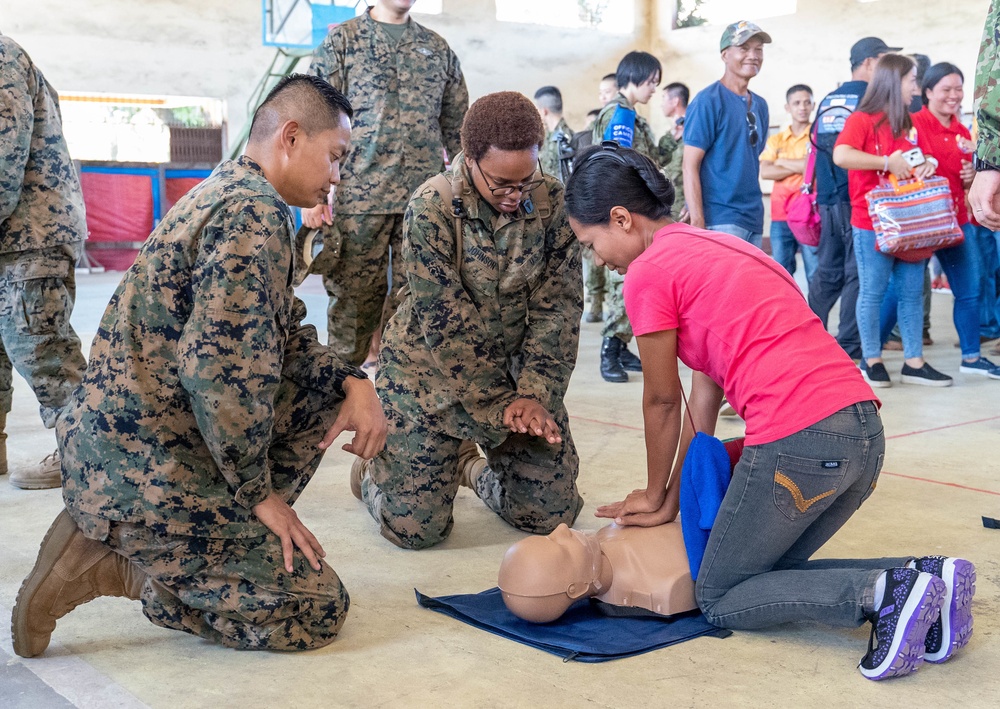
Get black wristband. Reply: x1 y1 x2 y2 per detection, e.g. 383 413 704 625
974 154 999 172
332 365 369 397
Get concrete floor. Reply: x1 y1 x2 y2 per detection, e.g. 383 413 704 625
2 270 999 708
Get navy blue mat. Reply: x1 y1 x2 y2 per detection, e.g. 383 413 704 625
416 587 730 662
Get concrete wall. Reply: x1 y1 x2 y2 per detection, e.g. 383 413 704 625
652 0 991 135
2 0 991 144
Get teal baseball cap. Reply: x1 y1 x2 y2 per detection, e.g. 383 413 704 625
720 20 772 51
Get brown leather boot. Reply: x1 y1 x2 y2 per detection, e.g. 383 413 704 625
12 509 146 658
457 440 486 490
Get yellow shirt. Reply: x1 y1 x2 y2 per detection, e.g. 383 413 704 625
761 124 811 219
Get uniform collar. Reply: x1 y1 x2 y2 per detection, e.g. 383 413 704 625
363 7 422 45
235 155 266 177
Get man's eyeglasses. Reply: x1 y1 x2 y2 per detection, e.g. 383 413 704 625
475 161 544 197
746 111 759 149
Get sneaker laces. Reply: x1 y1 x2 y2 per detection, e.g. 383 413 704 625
39 451 60 465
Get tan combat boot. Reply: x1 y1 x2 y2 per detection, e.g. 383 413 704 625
457 440 487 490
12 510 147 658
9 448 62 490
0 412 7 476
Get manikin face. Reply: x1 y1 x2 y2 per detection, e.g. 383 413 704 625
722 38 764 81
901 67 920 104
598 78 618 105
785 90 814 124
926 73 964 118
280 112 352 208
501 524 597 597
569 211 647 275
465 146 540 215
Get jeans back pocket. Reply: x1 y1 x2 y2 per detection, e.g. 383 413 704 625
773 453 849 522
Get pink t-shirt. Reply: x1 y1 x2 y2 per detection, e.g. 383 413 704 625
623 224 879 446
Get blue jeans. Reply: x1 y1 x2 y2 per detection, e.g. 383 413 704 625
970 224 1000 339
696 401 906 629
708 223 764 249
880 224 983 359
853 227 926 360
770 220 819 283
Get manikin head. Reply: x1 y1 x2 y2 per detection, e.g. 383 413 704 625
498 524 606 623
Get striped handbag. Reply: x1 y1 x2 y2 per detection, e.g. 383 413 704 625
866 175 964 255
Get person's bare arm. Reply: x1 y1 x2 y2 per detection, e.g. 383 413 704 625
683 145 706 228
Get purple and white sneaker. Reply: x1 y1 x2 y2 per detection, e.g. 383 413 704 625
913 556 976 663
859 568 946 680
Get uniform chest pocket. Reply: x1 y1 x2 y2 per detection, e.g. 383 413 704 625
772 454 849 522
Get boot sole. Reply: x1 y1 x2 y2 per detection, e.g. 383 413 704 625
8 475 62 490
925 559 976 663
11 510 79 657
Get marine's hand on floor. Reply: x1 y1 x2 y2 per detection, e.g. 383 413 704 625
253 493 326 573
970 170 1000 230
503 398 562 444
595 487 676 527
318 378 387 459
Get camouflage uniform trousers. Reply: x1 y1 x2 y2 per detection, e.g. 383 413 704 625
314 214 405 366
0 244 86 424
583 250 606 309
601 270 633 344
361 404 583 550
66 373 350 651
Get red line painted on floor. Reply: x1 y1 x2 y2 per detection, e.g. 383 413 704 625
886 414 1000 440
570 414 1000 497
880 471 1000 497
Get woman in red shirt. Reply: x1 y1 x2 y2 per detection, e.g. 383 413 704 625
563 142 974 680
903 63 998 378
833 54 951 387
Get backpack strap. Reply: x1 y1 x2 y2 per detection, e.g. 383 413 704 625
428 172 464 272
530 170 553 231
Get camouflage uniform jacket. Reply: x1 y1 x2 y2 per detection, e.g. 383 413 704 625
975 1 1000 167
592 94 658 162
540 117 574 182
0 34 87 254
60 157 348 539
380 154 583 448
658 132 686 216
308 10 468 214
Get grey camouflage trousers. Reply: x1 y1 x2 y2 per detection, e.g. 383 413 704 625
68 373 349 651
0 245 86 425
361 404 583 550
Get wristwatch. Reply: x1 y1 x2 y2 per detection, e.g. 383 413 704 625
332 365 369 397
973 154 999 172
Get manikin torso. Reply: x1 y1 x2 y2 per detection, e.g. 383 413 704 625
594 522 697 616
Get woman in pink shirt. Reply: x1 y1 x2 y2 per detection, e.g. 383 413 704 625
563 142 975 680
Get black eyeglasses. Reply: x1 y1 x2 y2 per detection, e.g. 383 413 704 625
746 111 759 149
475 161 544 197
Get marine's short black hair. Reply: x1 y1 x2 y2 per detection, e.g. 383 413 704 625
248 74 353 143
615 51 662 90
664 82 690 108
533 86 563 113
785 84 813 102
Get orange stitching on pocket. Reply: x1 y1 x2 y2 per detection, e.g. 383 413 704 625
774 472 836 513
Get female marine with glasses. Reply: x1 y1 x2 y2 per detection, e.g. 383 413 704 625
351 92 585 551
564 142 974 681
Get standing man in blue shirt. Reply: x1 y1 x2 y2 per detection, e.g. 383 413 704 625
808 37 901 361
683 21 771 247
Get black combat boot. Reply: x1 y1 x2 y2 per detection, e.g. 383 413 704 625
619 344 642 372
600 337 628 383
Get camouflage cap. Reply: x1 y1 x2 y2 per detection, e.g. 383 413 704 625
720 21 772 51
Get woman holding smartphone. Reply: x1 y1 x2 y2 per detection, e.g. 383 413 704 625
833 53 950 388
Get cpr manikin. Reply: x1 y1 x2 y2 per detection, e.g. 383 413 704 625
497 522 697 623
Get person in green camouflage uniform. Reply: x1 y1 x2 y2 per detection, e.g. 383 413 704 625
0 34 88 490
970 1 1000 231
532 86 574 183
12 76 387 657
657 82 690 220
355 92 584 550
306 0 468 366
591 51 661 383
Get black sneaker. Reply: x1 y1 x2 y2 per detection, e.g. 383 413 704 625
900 363 953 387
858 568 945 680
863 362 892 388
912 556 976 663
